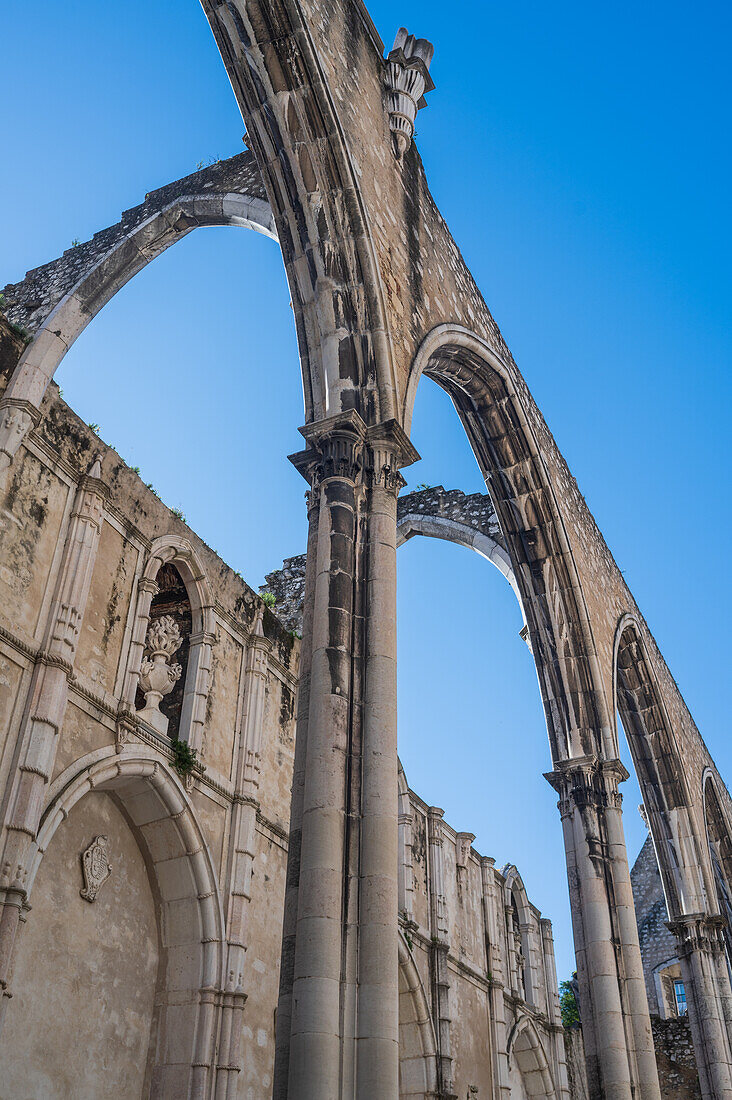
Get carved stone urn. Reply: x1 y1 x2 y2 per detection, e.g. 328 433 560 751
137 614 182 735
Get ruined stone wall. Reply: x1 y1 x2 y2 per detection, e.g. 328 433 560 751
0 316 299 1096
651 1018 702 1100
1 152 267 335
0 316 567 1095
632 834 681 1014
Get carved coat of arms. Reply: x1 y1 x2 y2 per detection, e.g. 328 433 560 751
80 835 112 902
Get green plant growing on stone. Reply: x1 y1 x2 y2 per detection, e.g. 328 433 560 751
171 507 186 522
170 736 203 780
415 482 433 491
130 466 140 475
261 591 276 608
559 976 580 1029
88 422 100 434
71 238 81 248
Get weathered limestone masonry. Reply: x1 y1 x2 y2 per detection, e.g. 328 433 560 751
631 831 703 1099
2 0 731 1094
0 318 568 1096
0 323 300 1097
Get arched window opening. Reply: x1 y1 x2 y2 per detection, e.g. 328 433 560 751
509 892 528 1001
135 562 192 740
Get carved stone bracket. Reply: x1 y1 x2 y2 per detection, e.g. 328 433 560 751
0 397 41 476
384 28 435 158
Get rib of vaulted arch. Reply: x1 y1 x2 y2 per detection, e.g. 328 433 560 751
0 1 730 1097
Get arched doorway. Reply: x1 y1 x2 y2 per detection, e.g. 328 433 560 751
0 748 224 1098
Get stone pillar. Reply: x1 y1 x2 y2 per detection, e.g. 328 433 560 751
481 856 510 1100
273 482 320 1099
546 755 661 1100
216 604 271 1099
274 412 417 1100
354 422 410 1099
668 914 732 1099
540 917 571 1100
428 805 456 1099
285 412 364 1100
0 456 107 1027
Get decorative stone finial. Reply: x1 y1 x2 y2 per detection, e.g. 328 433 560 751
137 614 183 734
384 28 435 158
88 453 103 479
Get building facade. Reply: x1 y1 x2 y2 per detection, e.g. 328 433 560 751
0 348 568 1097
2 3 732 1094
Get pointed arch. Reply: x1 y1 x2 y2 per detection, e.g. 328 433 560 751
126 536 216 752
23 745 225 1097
507 1015 557 1098
613 614 707 917
2 182 278 431
503 865 537 1006
404 324 612 765
398 758 415 922
398 931 439 1099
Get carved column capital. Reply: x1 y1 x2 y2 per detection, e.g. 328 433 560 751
365 418 420 495
137 576 160 597
290 410 367 489
667 912 728 957
545 754 628 815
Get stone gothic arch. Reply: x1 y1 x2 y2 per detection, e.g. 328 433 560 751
9 746 226 1096
0 152 277 473
503 865 537 1008
121 536 216 753
2 2 728 1095
398 933 439 1099
614 617 732 1094
507 1016 556 1099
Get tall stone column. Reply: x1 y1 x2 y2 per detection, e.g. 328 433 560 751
216 604 272 1099
668 914 732 1099
546 755 661 1100
427 805 456 1098
355 422 415 1098
481 856 510 1100
540 917 571 1100
274 483 320 1099
0 455 107 1028
274 413 417 1100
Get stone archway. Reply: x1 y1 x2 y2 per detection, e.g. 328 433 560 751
3 747 225 1099
0 152 277 474
508 1017 556 1098
398 934 439 1099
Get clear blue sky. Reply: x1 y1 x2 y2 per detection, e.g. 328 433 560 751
3 1 730 980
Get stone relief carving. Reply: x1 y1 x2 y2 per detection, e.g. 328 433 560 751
80 835 112 903
384 28 435 158
137 614 182 735
0 404 34 472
